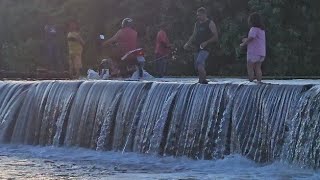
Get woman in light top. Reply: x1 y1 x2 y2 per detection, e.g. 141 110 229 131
67 20 85 79
240 13 266 82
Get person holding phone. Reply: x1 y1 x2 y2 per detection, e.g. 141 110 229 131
102 18 138 77
103 18 137 59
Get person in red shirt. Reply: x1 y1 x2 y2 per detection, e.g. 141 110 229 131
155 23 171 78
103 18 138 58
103 18 138 77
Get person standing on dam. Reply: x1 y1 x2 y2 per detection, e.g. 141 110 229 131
155 22 172 78
240 12 266 83
184 7 219 84
67 20 85 79
44 16 62 72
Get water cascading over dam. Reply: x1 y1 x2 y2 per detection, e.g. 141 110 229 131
0 80 319 169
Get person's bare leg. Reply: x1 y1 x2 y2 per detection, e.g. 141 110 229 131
74 55 82 79
247 61 255 82
254 62 263 82
69 56 74 79
196 50 209 84
198 65 207 83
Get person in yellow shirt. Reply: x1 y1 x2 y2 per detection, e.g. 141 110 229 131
67 21 85 79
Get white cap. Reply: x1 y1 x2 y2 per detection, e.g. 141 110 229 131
122 18 133 28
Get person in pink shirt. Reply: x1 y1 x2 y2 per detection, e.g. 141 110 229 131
155 23 171 77
240 13 266 82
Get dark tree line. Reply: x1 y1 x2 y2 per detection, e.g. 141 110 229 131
0 0 319 76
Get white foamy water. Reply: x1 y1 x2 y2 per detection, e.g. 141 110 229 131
0 144 319 180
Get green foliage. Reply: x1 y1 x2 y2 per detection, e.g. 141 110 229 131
2 39 43 71
0 0 319 76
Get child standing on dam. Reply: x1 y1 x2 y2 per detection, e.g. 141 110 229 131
240 13 266 83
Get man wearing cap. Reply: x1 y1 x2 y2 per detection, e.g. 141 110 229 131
184 7 218 84
103 18 138 77
103 18 137 58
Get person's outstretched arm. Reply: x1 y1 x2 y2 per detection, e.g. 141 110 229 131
103 31 120 46
184 23 197 49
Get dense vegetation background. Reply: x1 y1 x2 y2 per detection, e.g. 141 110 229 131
0 0 319 76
